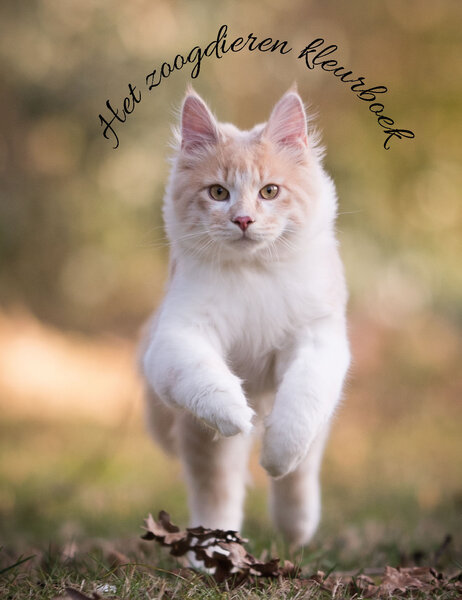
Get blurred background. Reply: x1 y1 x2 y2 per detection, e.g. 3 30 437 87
0 0 461 565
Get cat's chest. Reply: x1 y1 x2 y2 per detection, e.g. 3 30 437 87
168 257 332 391
211 267 313 390
196 262 323 353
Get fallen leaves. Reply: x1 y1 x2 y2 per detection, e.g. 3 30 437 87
64 588 100 600
306 565 462 598
63 584 118 600
141 510 298 583
141 511 462 597
382 565 441 593
4 513 460 599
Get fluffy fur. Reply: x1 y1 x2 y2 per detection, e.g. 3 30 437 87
140 87 350 546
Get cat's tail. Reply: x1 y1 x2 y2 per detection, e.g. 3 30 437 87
144 386 178 456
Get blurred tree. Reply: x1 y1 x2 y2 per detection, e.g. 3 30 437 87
0 0 460 334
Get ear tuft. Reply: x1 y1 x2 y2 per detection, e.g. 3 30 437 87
263 91 308 148
181 92 218 151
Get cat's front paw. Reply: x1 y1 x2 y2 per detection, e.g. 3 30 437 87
196 390 255 437
260 418 310 478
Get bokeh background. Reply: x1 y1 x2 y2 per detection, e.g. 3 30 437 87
0 0 461 565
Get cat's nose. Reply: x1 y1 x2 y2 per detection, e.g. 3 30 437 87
232 216 254 232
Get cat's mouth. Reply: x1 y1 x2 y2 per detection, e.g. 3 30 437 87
233 233 260 244
215 229 269 249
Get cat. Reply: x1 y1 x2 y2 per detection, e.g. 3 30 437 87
140 86 350 547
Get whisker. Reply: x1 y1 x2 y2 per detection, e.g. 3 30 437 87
177 230 209 240
337 209 363 216
139 229 211 250
188 237 215 259
141 224 167 235
137 237 170 250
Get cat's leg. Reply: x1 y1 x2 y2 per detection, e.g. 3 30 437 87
177 412 253 530
269 424 330 547
260 314 350 479
142 325 254 437
144 386 178 456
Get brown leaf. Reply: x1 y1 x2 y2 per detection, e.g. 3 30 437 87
357 582 379 597
140 510 462 593
380 565 438 593
305 570 336 592
280 560 300 578
141 511 291 583
64 588 100 600
142 513 185 546
158 510 181 534
107 548 131 569
344 574 379 598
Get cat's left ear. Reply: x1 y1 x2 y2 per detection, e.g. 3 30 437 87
263 90 308 149
181 89 218 152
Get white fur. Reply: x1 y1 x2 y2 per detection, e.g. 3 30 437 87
140 89 350 545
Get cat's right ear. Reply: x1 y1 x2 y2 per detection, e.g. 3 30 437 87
263 90 308 150
181 91 218 152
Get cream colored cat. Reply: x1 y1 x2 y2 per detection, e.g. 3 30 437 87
140 86 350 547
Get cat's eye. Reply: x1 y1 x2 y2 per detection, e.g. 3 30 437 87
208 184 230 201
259 184 279 200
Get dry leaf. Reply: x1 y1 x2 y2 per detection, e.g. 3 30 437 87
310 565 462 598
64 588 100 600
380 566 439 593
141 510 462 595
141 511 298 583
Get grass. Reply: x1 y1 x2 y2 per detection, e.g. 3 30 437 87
1 542 461 599
0 413 460 599
0 311 461 597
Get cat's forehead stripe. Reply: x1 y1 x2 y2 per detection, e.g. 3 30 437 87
221 166 268 187
217 166 227 182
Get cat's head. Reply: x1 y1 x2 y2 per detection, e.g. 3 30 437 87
164 87 335 264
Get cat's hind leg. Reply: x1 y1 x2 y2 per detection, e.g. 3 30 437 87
144 387 178 456
177 411 253 531
269 424 330 547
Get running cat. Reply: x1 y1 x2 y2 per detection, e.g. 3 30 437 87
140 87 350 546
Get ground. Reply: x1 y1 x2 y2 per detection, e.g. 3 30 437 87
0 311 461 598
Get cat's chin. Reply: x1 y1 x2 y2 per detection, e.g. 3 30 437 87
217 231 295 260
227 235 267 253
231 236 260 246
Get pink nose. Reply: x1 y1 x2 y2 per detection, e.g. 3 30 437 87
233 216 254 232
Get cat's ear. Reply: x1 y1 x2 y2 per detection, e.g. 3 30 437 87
263 90 308 149
181 89 218 151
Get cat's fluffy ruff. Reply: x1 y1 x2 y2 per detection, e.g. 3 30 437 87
141 88 350 545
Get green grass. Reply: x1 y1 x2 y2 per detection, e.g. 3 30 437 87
1 542 461 599
0 411 460 598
